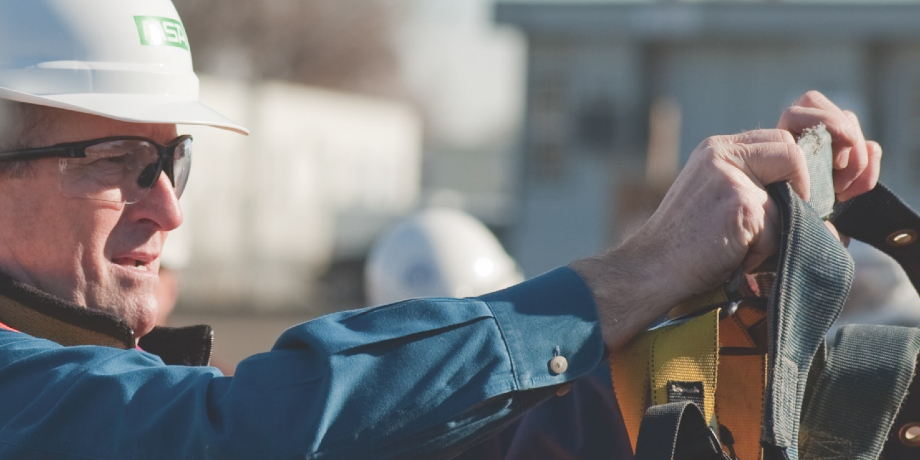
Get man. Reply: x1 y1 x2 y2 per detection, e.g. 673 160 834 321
0 0 880 459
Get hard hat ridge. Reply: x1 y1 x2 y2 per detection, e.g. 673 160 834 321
0 0 248 135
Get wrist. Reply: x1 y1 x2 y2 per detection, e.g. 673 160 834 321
569 234 680 351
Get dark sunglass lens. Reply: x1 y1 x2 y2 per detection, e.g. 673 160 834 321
173 139 192 198
136 162 161 188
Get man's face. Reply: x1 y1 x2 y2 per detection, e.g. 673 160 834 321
0 108 183 338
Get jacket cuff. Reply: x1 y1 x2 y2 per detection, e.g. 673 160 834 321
479 266 605 390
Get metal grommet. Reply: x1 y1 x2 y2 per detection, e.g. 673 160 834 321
887 229 918 247
899 422 920 447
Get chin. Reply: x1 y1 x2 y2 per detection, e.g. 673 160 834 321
129 305 159 339
104 274 160 337
95 293 159 339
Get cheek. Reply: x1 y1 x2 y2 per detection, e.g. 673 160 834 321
4 187 123 273
0 162 128 295
2 176 67 258
76 208 125 266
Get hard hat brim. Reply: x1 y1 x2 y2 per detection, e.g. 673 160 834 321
0 87 249 135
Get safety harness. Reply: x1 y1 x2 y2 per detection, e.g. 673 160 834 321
610 125 920 460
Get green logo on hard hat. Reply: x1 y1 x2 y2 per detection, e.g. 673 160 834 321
134 16 190 51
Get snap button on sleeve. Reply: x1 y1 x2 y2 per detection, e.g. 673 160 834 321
549 355 568 375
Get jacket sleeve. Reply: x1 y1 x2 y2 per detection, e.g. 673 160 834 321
453 363 636 460
0 267 605 460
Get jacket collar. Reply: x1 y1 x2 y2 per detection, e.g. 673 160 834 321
0 271 212 366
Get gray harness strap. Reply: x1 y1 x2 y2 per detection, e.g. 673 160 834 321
632 126 920 460
800 325 920 460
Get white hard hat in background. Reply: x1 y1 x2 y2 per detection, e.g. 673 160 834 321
0 0 247 134
829 240 920 337
365 208 524 306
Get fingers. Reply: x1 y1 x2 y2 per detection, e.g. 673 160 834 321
778 106 857 168
832 110 869 197
715 129 809 201
838 140 881 202
739 185 849 275
742 194 780 273
778 90 879 202
736 141 810 201
778 92 866 168
727 128 796 145
778 106 859 169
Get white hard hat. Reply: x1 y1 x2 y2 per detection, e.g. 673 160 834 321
0 0 248 135
365 208 524 305
829 240 920 337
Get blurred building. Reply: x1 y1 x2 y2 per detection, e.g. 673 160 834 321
178 77 422 314
167 1 920 369
165 0 526 368
396 0 527 226
498 1 920 277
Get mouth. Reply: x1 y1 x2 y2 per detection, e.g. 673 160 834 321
111 256 156 272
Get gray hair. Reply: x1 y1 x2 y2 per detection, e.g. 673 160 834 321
0 100 47 178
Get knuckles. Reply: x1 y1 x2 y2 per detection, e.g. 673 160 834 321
697 135 725 153
778 129 796 145
695 135 741 164
798 90 828 107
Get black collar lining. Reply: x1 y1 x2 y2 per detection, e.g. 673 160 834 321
0 272 135 348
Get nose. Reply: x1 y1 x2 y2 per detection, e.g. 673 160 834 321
125 171 183 231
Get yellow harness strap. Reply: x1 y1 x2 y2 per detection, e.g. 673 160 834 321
649 310 719 424
610 289 725 451
611 288 773 459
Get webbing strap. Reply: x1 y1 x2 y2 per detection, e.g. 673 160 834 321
799 325 920 460
650 310 720 425
761 182 855 460
881 356 920 460
829 183 920 460
799 124 835 220
624 125 842 460
831 183 920 292
611 310 721 451
634 401 725 460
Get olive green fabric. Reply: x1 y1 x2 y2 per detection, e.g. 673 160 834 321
760 181 854 460
800 325 920 460
627 126 920 460
798 125 835 219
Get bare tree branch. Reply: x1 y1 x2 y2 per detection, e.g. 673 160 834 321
175 0 405 97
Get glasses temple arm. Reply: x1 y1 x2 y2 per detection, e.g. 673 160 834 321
0 147 80 162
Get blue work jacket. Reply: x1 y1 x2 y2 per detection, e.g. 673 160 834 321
457 362 634 460
0 267 632 459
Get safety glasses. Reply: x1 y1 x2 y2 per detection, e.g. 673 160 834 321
0 135 192 204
